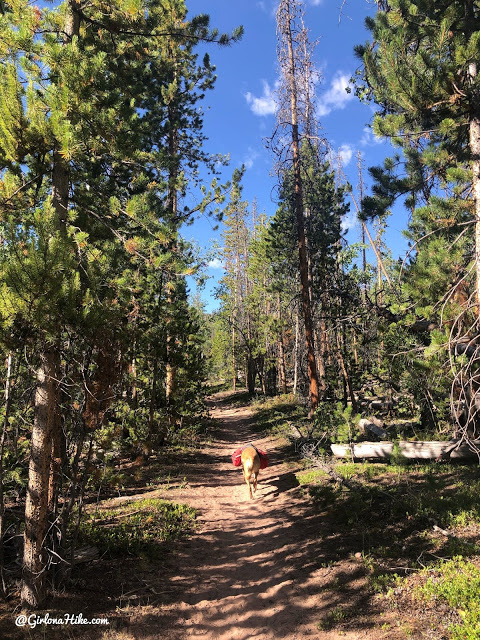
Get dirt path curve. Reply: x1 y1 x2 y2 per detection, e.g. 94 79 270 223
148 393 374 640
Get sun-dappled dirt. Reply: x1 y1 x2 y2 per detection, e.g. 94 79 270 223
0 391 450 639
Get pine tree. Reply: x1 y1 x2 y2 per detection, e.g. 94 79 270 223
0 0 242 607
355 0 480 435
267 148 348 400
219 167 251 391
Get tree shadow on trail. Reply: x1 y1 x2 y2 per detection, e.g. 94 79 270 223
0 393 388 640
123 399 382 640
135 496 376 640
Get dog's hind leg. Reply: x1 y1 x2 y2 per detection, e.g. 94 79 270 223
252 470 259 494
243 467 253 499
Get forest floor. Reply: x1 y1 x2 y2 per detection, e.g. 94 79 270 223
1 390 474 639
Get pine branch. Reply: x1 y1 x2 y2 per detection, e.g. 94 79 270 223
74 7 243 46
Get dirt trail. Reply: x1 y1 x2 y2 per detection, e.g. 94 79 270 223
141 394 378 640
0 393 446 639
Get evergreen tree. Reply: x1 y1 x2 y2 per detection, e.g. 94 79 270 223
355 0 480 436
0 0 241 607
219 167 251 391
267 149 349 401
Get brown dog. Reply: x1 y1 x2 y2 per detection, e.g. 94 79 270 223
241 444 261 499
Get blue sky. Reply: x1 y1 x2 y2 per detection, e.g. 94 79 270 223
183 1 410 309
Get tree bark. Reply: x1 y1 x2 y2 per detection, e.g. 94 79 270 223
148 357 158 448
231 321 237 392
21 349 57 607
293 306 300 395
0 352 13 595
277 294 288 394
469 89 480 311
282 0 319 414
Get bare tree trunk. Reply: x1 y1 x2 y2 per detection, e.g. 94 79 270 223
165 326 176 423
314 324 326 393
22 349 58 607
231 321 237 392
147 357 158 451
293 307 300 396
336 325 357 412
0 352 13 596
469 94 480 311
277 294 288 394
280 0 319 414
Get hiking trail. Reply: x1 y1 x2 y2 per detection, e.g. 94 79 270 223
143 392 377 640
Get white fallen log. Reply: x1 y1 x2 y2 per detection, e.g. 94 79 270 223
331 440 480 460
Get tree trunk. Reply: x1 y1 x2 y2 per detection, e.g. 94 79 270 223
336 330 357 412
283 0 319 414
165 353 176 425
231 321 237 392
21 349 58 608
147 357 158 451
277 295 288 394
314 323 326 395
0 352 13 595
293 307 300 396
21 2 80 606
165 45 180 421
469 95 480 311
247 356 256 396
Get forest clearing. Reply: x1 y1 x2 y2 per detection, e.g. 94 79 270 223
2 0 480 638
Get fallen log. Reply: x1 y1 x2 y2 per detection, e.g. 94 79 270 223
331 440 480 461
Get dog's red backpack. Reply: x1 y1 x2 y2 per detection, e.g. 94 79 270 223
231 445 269 469
257 449 269 469
232 447 243 467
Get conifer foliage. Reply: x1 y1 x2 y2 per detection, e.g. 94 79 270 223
0 0 241 607
355 0 480 439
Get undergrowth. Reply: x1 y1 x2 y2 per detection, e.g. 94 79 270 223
251 391 480 638
299 458 480 637
75 498 196 557
415 557 480 640
252 393 306 437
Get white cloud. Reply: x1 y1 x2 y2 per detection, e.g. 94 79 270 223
243 147 260 170
338 143 354 167
341 211 358 234
317 72 354 117
309 0 324 5
360 126 384 146
207 258 223 270
245 80 277 117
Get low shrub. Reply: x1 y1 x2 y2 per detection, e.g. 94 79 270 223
75 498 196 557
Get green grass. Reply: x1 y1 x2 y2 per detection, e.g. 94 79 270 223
301 458 480 637
252 393 306 436
75 498 196 557
317 605 351 630
296 469 327 485
304 461 480 561
415 557 480 640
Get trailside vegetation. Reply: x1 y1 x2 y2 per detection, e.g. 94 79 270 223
0 0 241 607
1 0 480 626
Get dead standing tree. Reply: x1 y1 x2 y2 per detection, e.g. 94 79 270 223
271 0 321 415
